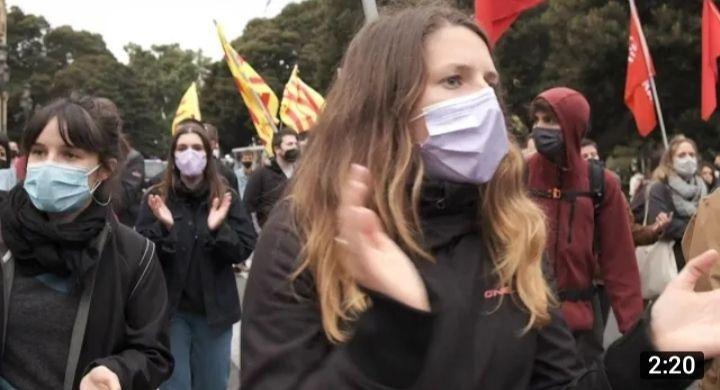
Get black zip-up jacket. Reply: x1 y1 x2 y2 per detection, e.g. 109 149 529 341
0 218 173 390
241 181 692 390
136 187 256 327
243 159 289 228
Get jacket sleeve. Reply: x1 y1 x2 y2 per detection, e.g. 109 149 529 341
241 209 435 390
201 193 256 265
243 169 263 214
647 182 688 241
530 307 694 390
596 171 644 333
89 247 174 389
134 194 177 262
629 200 661 247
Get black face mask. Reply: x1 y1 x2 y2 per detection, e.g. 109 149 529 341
532 127 565 165
283 148 300 163
242 161 253 169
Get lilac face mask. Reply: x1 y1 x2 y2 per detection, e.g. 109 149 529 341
175 149 207 177
415 87 509 184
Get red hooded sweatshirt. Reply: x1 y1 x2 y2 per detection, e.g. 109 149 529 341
527 87 643 333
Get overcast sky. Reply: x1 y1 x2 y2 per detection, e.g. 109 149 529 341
7 0 303 63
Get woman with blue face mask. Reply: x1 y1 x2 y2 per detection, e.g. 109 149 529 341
0 96 173 390
240 6 720 390
135 119 256 390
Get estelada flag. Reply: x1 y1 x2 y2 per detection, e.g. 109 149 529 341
474 0 544 45
280 65 325 133
215 21 279 154
624 5 657 137
171 82 202 134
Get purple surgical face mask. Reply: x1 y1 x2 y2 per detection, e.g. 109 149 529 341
175 149 207 177
414 87 509 184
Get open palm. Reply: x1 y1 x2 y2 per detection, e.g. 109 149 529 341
208 192 232 231
651 250 720 357
336 164 429 312
148 194 173 229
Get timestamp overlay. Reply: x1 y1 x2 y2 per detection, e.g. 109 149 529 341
640 352 704 380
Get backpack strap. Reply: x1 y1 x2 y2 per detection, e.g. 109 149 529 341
1 250 13 359
115 224 157 301
528 160 607 252
587 160 606 255
129 238 155 300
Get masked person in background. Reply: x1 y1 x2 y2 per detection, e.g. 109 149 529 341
526 89 643 366
647 135 707 271
136 119 256 390
0 96 172 389
243 128 299 229
234 152 255 200
241 6 720 390
701 161 718 193
0 134 17 191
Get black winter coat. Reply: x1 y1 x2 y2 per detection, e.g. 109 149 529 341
241 181 692 390
0 218 173 390
243 160 289 228
136 186 256 327
647 180 702 269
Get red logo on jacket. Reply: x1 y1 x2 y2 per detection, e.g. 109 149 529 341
484 287 512 299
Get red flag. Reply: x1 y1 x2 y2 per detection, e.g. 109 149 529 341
474 0 544 45
702 0 720 120
624 5 657 137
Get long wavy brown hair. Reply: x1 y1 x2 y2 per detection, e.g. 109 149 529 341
288 5 551 343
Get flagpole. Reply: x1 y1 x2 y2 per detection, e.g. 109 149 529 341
629 0 668 149
360 0 378 23
648 77 668 148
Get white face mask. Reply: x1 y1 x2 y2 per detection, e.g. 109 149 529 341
413 87 509 184
673 156 698 178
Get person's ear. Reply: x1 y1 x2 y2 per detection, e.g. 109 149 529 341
98 158 118 182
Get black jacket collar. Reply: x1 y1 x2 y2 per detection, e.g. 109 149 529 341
418 179 480 251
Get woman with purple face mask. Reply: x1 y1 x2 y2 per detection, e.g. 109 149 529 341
135 119 256 390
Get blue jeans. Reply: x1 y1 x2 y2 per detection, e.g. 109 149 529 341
161 311 232 390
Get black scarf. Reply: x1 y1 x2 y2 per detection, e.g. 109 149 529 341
0 185 108 281
173 176 210 203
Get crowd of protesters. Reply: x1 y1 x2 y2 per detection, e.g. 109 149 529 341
2 4 720 390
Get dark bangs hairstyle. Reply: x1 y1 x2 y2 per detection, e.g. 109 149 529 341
154 118 228 204
21 95 125 200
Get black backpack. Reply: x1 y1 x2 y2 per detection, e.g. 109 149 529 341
529 159 606 254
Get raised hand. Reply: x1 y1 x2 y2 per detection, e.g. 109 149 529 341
651 250 720 357
148 194 174 230
80 366 121 390
208 192 232 232
652 212 672 234
336 164 430 312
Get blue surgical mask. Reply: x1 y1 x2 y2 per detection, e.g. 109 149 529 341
24 163 102 213
414 87 509 184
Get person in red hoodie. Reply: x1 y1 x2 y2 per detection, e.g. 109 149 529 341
527 87 643 365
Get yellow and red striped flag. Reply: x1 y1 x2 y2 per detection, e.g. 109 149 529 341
171 82 202 134
280 65 325 133
215 21 279 153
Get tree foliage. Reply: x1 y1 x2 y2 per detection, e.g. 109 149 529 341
7 0 720 162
